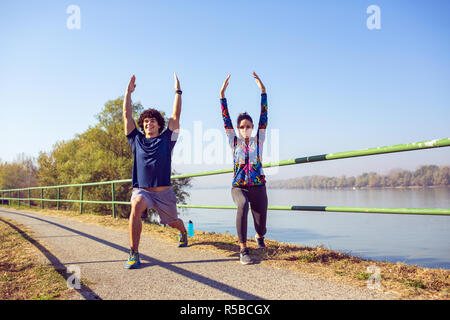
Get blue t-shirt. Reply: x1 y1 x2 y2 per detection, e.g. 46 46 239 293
126 127 178 188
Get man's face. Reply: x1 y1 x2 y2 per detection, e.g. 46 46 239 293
143 117 160 137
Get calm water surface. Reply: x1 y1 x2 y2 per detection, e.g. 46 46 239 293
176 187 450 269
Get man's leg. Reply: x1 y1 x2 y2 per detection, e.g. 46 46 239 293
152 188 188 245
168 218 186 234
129 196 147 252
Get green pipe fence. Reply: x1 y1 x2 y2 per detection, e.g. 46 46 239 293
111 183 116 218
1 137 449 216
80 186 84 214
171 137 450 179
57 188 60 210
177 205 450 216
1 196 449 216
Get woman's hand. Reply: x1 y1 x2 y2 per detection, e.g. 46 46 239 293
253 72 266 94
220 74 231 99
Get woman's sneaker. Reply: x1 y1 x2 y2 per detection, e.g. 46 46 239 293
125 249 141 269
255 235 266 249
240 247 254 265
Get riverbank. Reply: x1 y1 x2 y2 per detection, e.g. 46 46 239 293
1 205 448 300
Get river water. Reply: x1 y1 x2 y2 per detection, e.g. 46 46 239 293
177 187 450 269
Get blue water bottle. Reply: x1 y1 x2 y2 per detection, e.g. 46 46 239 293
188 220 194 237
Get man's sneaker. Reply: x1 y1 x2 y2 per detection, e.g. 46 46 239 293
178 232 188 247
255 235 266 249
125 249 141 269
240 247 254 265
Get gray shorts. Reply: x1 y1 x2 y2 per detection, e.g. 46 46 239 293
130 187 179 225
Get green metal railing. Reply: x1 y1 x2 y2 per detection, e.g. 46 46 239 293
1 137 449 217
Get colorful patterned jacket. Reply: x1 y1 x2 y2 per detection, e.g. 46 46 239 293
220 93 268 187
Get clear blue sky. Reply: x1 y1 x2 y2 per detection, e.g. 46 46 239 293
1 0 449 186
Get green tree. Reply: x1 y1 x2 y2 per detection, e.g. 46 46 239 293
347 176 356 188
355 173 369 188
0 154 37 190
35 96 192 217
401 171 412 187
368 172 381 188
434 166 449 185
336 175 347 188
412 165 439 187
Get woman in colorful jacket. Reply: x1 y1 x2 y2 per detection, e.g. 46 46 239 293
220 72 268 265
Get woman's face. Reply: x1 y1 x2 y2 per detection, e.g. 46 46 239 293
238 119 254 139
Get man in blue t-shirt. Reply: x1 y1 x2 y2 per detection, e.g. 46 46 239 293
123 73 187 269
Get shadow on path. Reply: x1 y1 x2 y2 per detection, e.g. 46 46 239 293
0 217 101 300
0 209 264 300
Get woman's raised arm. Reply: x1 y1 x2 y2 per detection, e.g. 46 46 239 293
220 74 236 143
253 72 267 130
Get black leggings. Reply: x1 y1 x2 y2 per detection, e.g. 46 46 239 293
231 185 268 243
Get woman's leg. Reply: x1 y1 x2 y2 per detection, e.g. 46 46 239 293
231 187 249 248
248 185 268 239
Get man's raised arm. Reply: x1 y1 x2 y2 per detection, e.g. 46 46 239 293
123 75 137 136
168 72 182 131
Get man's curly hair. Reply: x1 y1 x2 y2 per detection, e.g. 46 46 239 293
137 108 165 134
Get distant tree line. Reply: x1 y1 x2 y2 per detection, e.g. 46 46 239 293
0 96 191 218
0 154 37 190
267 165 450 189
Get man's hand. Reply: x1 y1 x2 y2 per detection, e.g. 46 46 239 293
123 74 137 135
174 72 181 91
253 72 266 94
169 72 182 131
126 74 136 95
220 74 231 99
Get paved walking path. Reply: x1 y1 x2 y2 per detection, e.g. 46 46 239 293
0 208 396 300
